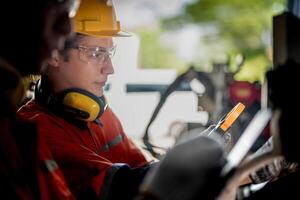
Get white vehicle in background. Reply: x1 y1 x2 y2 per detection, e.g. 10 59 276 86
105 34 208 149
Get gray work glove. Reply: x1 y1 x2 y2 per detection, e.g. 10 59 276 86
137 135 227 200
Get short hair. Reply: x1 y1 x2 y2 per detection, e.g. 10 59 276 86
61 33 86 61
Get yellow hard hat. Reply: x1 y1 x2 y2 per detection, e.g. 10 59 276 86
74 0 130 37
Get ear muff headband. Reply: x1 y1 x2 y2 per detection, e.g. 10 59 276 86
35 78 107 122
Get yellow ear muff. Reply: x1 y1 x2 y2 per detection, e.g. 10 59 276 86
61 88 106 122
35 78 107 122
63 92 100 121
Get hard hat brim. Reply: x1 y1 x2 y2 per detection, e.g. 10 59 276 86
76 30 132 38
115 31 132 37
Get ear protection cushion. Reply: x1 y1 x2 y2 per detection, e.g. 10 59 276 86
61 88 106 121
35 78 107 122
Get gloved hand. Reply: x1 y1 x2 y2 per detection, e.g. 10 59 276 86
137 135 227 200
101 163 153 200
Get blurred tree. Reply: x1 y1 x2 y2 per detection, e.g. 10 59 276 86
163 0 286 82
138 28 186 71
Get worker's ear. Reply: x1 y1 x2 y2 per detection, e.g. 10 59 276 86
47 50 60 67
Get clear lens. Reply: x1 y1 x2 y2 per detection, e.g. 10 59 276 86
77 45 116 64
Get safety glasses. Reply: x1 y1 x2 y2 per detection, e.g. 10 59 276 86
70 44 116 64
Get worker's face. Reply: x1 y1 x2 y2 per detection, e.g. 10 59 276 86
271 108 300 163
38 0 80 73
56 36 114 97
42 2 76 53
15 0 79 75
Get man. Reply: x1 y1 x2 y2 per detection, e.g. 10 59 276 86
17 0 149 199
0 0 79 199
243 60 300 199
